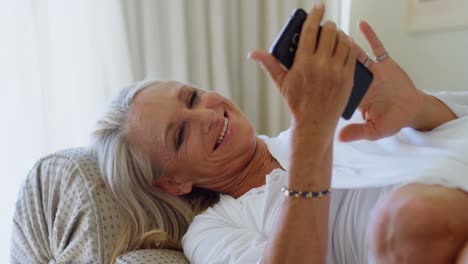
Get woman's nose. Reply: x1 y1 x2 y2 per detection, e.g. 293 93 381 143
188 91 223 133
202 90 223 109
188 109 217 134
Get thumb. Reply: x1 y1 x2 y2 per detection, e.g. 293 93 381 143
338 123 376 142
248 50 287 88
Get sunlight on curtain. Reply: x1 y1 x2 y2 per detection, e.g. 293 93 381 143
1 0 347 261
1 2 46 260
0 0 134 260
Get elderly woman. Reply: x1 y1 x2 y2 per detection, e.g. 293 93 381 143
92 4 468 264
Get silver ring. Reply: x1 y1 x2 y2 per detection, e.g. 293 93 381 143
375 51 389 62
363 56 372 68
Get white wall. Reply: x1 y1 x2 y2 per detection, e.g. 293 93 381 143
348 0 468 92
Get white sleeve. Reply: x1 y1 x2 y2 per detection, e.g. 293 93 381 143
182 195 267 264
432 91 468 118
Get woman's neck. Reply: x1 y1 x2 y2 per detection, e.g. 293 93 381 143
224 138 282 198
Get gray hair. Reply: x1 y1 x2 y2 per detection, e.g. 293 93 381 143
91 79 219 261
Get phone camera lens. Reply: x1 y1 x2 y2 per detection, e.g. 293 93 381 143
292 33 299 45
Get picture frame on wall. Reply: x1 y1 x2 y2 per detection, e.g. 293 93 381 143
407 0 468 32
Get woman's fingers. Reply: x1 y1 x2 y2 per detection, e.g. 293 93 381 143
296 2 325 59
338 122 378 142
334 30 350 64
317 21 338 57
248 50 287 88
341 36 356 102
345 37 357 75
353 39 376 72
358 20 386 58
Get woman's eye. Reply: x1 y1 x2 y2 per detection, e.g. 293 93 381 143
177 126 185 150
177 90 197 150
188 90 198 108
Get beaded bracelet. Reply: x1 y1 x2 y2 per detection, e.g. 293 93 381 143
281 186 331 198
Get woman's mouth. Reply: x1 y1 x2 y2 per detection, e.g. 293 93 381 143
214 112 229 151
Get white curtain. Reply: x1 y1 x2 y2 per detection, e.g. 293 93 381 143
0 0 346 260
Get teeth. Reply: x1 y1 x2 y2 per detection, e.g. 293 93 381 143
217 117 229 144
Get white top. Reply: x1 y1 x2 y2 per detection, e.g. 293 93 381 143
182 92 468 264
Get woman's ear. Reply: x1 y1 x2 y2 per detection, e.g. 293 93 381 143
153 177 193 196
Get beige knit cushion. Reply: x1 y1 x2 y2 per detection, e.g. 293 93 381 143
116 249 188 264
11 148 189 263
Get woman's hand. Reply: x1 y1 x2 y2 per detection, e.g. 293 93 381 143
337 21 426 142
250 6 355 263
249 5 356 136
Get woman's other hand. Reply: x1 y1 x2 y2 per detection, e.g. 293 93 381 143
337 20 427 142
249 4 356 136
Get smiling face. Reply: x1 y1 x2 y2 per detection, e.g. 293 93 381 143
126 81 257 194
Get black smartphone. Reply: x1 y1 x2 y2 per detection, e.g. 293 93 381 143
269 8 373 120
